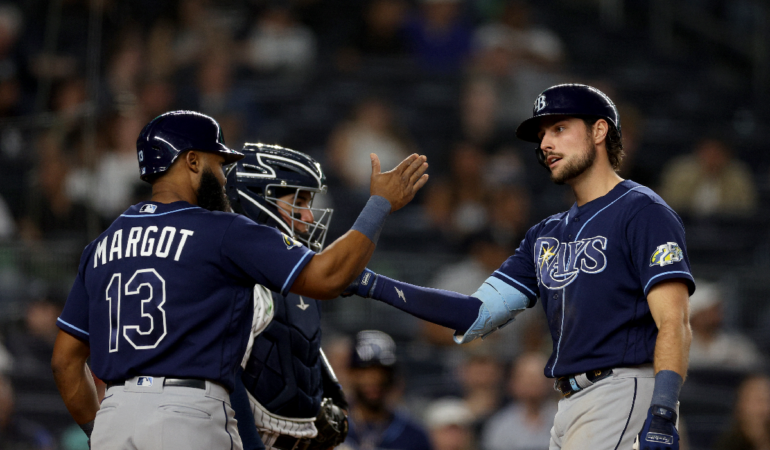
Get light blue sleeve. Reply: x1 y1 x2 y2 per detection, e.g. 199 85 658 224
453 276 530 344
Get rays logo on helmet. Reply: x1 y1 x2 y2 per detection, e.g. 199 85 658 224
650 242 683 267
282 233 303 250
534 94 547 113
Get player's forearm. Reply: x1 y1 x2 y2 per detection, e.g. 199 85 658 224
369 275 481 332
293 231 376 300
51 332 99 424
653 316 691 379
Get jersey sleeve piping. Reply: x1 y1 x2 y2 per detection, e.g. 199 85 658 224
57 317 90 341
493 270 537 300
643 271 695 296
280 251 313 297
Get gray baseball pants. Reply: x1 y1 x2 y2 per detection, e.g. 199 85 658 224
549 365 661 450
91 376 243 450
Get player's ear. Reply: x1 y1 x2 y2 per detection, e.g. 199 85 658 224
593 119 609 145
185 150 201 174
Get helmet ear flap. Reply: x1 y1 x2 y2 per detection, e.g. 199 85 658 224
535 147 549 169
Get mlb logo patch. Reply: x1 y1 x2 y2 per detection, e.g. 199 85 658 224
140 204 158 214
136 377 154 387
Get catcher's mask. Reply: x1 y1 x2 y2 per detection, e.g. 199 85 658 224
226 143 333 252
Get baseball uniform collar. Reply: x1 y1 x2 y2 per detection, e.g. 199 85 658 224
567 179 637 219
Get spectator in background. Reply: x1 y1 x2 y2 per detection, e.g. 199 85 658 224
403 0 472 73
456 347 505 438
658 136 758 217
0 375 55 450
688 280 763 371
136 77 176 120
0 4 24 81
327 97 415 198
481 352 556 450
485 182 530 249
89 113 146 222
715 374 770 450
453 77 514 154
424 143 489 242
243 3 316 77
470 1 566 127
424 398 476 450
18 134 89 242
5 292 62 379
345 330 433 450
348 0 409 57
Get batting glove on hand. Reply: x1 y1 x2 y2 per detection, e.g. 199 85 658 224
341 268 378 298
634 405 678 450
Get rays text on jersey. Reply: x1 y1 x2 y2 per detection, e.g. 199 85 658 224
535 236 608 289
93 226 195 268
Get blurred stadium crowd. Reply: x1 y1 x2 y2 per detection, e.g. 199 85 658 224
0 0 768 449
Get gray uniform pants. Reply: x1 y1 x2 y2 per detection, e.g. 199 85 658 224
91 376 243 450
549 365 656 450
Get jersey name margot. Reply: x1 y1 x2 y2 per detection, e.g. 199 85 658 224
92 226 195 268
535 236 607 289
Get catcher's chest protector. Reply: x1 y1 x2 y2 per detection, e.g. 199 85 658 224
242 292 324 418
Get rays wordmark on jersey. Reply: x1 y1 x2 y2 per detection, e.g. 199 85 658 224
535 236 608 289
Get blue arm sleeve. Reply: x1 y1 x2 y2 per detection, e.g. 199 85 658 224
369 275 482 332
230 371 265 450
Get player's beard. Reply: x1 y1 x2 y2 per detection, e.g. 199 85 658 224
197 167 230 212
550 137 597 185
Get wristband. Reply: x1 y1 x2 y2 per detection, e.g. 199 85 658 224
351 196 391 244
651 370 683 411
79 419 95 438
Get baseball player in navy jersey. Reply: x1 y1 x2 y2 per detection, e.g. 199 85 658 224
345 84 694 450
50 110 429 450
225 143 349 450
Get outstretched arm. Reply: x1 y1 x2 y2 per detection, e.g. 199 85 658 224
346 269 532 343
291 154 429 300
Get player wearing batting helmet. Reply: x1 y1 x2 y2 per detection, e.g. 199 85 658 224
225 143 349 450
344 330 433 450
345 84 694 450
51 110 430 450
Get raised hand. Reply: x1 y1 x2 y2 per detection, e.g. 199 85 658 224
369 153 429 213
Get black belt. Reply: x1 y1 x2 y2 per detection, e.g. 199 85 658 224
271 434 310 450
554 369 613 397
106 378 206 390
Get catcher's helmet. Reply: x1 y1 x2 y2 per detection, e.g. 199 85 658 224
516 84 621 168
136 111 244 182
350 330 397 369
226 143 333 252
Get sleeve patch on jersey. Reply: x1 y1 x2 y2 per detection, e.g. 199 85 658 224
282 233 303 250
650 242 683 267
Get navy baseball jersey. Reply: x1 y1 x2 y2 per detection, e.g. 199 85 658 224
492 181 695 378
57 201 315 391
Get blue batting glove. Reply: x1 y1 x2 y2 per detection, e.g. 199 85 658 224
635 405 679 450
341 268 379 298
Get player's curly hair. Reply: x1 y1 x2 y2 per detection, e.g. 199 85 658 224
583 117 624 171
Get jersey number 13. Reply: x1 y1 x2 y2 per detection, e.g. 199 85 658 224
105 269 167 352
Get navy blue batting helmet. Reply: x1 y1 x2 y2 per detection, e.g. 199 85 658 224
226 143 333 252
516 84 621 167
136 111 244 182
